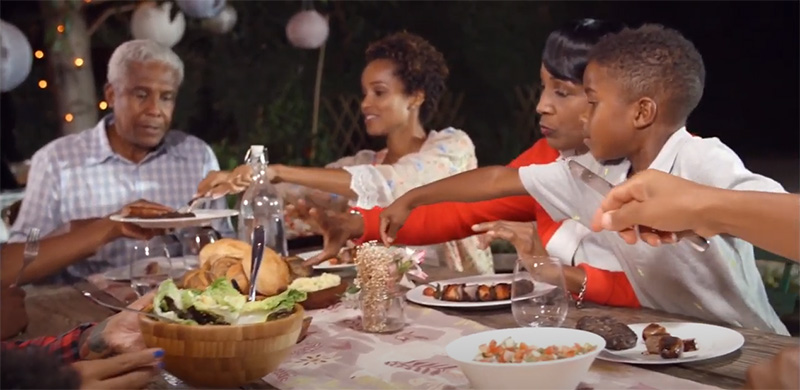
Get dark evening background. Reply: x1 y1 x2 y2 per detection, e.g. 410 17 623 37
1 0 798 190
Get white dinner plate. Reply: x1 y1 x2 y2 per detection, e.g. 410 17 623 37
597 322 745 365
406 274 516 309
109 209 238 229
103 256 198 281
296 249 357 271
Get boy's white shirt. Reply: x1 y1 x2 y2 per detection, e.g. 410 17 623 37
519 127 789 335
544 150 623 271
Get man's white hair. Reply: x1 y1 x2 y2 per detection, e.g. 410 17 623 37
107 39 184 86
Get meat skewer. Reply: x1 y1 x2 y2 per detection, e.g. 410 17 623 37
421 283 511 302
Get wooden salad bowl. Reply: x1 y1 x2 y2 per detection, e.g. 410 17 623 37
301 282 349 310
138 304 304 388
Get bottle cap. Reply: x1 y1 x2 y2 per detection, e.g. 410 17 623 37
249 145 265 157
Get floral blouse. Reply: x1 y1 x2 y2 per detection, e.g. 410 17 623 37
281 127 494 275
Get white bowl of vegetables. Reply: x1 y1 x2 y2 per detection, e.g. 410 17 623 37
445 327 605 390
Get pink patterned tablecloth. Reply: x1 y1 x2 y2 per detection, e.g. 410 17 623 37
84 275 721 390
263 303 720 390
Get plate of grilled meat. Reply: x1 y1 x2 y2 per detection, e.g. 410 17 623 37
406 274 513 309
110 202 238 229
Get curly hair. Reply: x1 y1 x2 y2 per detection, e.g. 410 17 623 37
365 32 450 124
588 24 706 122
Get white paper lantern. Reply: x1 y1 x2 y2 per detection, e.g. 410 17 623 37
176 0 226 19
130 2 186 48
286 10 329 49
0 20 33 92
200 5 237 34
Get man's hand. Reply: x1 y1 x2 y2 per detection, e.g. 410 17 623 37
0 285 28 340
379 195 416 245
72 348 164 390
744 346 799 390
287 200 364 267
590 170 716 246
472 221 546 257
195 165 253 199
80 292 155 359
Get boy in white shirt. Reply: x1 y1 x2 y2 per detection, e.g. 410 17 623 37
380 24 788 335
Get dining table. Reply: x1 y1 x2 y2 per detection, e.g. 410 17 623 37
17 255 798 390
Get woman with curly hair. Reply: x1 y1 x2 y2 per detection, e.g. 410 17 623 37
198 32 493 274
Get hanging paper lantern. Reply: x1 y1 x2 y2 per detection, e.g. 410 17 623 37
176 0 226 19
0 20 33 92
200 5 237 34
130 2 186 48
286 10 329 49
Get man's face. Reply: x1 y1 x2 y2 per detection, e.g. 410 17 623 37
104 61 179 149
582 61 637 161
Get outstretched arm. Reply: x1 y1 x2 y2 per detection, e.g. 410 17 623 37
380 166 528 242
592 169 800 261
272 166 358 199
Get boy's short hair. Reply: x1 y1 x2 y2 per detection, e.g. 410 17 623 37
588 24 706 122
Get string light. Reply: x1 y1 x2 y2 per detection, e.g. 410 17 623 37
57 24 65 33
38 80 47 89
74 58 84 68
34 50 44 59
64 113 74 123
99 101 108 110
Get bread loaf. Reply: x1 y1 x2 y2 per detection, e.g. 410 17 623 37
241 247 291 297
198 238 250 268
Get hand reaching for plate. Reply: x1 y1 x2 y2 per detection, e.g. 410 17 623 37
195 165 254 199
378 196 414 245
286 199 364 267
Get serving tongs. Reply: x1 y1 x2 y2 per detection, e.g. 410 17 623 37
248 225 267 302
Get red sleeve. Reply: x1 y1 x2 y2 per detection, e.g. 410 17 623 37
356 140 560 245
1 323 94 364
577 264 640 308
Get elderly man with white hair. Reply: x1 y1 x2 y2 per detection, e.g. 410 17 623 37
8 39 231 282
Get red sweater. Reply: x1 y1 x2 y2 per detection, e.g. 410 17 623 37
355 139 640 308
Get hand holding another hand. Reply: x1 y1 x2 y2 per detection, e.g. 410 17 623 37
472 220 546 257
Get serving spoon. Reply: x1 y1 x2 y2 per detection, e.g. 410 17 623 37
248 225 266 302
81 290 180 324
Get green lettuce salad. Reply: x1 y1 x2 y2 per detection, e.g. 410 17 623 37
153 278 307 325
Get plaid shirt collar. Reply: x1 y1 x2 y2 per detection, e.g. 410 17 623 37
85 115 189 166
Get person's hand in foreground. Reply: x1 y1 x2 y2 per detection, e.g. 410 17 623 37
80 292 155 359
744 346 799 390
589 170 715 246
73 348 164 390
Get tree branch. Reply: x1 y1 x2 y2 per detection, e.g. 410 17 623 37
87 3 137 36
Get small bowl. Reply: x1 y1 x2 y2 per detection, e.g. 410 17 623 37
301 282 348 310
139 304 304 388
446 327 605 390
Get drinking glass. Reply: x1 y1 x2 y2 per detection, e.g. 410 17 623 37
180 227 220 271
130 240 172 297
511 256 569 327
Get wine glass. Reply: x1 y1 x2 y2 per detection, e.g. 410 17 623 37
179 227 220 271
511 256 569 327
129 240 172 297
